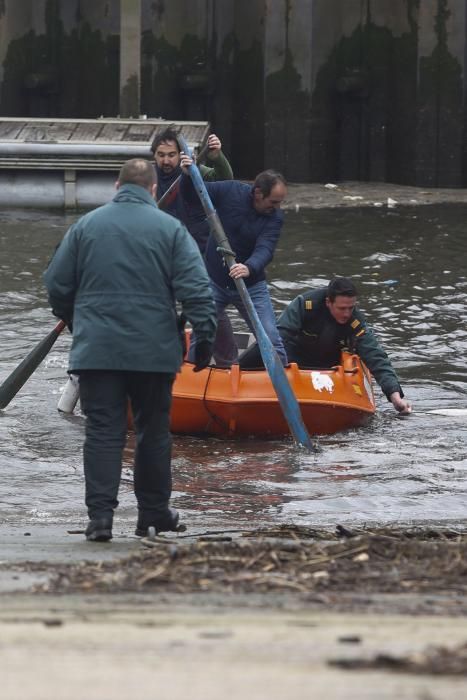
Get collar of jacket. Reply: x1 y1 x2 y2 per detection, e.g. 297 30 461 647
113 183 157 208
155 164 182 185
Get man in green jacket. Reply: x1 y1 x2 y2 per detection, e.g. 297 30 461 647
44 159 217 542
239 276 411 414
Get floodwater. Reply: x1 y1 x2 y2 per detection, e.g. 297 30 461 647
0 204 466 536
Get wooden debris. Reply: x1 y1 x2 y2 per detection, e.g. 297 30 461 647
34 526 467 605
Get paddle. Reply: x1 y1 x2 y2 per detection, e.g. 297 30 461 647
0 319 66 409
177 135 314 451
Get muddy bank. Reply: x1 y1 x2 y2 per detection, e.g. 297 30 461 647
4 525 466 617
282 180 467 210
2 525 467 695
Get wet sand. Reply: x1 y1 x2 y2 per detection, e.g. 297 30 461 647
2 597 467 700
2 522 467 698
2 181 467 698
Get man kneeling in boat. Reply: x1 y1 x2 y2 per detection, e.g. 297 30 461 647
239 276 411 415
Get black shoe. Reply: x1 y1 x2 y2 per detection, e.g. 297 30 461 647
85 518 113 542
135 507 180 537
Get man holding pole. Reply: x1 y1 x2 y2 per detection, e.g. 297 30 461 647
180 152 288 367
152 127 236 366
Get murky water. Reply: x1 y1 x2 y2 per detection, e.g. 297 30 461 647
0 205 466 535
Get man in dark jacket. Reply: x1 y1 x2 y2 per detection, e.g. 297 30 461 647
152 127 235 366
43 159 217 542
180 156 288 366
151 127 233 251
239 277 411 414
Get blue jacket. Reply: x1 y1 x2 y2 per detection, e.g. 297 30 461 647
43 184 216 373
181 178 284 289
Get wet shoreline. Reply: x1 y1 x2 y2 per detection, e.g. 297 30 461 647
282 180 467 210
2 525 467 697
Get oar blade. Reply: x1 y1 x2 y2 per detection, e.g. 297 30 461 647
262 346 314 449
0 320 65 409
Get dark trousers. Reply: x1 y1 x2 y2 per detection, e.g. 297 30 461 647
79 370 175 523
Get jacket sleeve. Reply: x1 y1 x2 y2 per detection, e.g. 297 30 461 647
199 151 234 181
276 294 304 341
170 224 217 344
43 223 80 325
354 312 403 399
244 213 283 277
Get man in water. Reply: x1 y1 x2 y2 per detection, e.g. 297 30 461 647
239 276 411 414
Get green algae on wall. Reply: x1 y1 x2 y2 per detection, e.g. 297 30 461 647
231 40 265 178
141 31 215 120
0 1 118 117
310 0 464 187
264 48 311 181
311 6 418 184
417 0 464 186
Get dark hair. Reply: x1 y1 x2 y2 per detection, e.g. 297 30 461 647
327 277 358 301
253 169 287 197
150 127 180 155
118 159 156 190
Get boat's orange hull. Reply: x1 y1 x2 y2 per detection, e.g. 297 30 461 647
169 352 376 437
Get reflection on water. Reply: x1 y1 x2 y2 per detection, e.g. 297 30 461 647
0 205 466 533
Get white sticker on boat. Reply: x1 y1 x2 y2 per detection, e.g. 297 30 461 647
363 373 373 400
311 372 334 393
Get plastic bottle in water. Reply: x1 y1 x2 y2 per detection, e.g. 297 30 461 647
57 374 80 413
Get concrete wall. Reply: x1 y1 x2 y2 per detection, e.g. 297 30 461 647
0 0 466 186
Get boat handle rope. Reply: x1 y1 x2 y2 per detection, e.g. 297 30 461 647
201 366 231 433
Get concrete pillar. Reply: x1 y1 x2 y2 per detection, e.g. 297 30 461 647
120 0 141 118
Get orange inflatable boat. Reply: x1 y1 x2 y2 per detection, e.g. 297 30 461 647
169 350 376 438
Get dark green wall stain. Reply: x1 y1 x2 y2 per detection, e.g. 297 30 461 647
141 31 216 121
417 0 463 186
231 40 264 178
141 32 181 118
120 74 139 118
310 0 464 186
0 1 118 117
264 48 311 181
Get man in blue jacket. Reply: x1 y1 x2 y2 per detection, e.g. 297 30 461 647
44 159 217 542
180 155 288 366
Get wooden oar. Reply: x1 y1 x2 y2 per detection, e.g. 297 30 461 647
177 135 314 451
0 319 66 409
